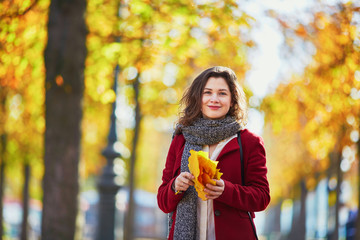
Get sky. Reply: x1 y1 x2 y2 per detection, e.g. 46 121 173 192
242 0 313 135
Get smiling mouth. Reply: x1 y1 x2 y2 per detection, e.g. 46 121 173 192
208 106 220 110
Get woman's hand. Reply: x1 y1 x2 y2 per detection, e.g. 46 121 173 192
204 179 225 200
173 172 194 193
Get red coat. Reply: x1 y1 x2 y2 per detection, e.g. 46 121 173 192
157 129 270 240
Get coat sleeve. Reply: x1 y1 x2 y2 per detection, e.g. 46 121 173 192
157 135 184 213
216 133 270 212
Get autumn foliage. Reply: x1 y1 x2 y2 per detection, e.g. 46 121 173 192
2 0 360 238
262 0 360 210
188 150 222 201
0 0 255 198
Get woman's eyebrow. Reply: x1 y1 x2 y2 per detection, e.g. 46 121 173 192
204 88 229 91
219 89 230 92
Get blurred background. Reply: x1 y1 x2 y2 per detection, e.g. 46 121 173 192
0 0 359 239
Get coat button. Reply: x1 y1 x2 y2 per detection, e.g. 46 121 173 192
214 210 221 216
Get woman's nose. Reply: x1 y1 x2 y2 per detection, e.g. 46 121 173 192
210 93 219 102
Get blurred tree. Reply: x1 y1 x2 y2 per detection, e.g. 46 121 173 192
262 1 360 238
0 0 256 239
83 0 254 173
262 119 314 204
288 180 307 240
0 134 5 240
109 1 256 239
125 74 140 240
20 161 30 240
262 200 282 238
41 0 87 239
0 0 48 239
0 89 7 240
262 124 311 239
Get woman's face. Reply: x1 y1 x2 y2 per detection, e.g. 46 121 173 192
201 77 232 120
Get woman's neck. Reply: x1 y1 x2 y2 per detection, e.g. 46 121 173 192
209 143 218 159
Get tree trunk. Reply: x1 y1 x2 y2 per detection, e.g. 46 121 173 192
41 0 87 239
354 115 360 240
124 74 142 240
0 90 7 240
298 180 307 240
20 163 30 240
331 150 343 240
328 132 344 240
288 179 307 240
262 200 282 238
0 134 6 240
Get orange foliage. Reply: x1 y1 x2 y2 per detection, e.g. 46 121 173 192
188 150 222 201
84 0 256 192
0 0 49 199
262 2 360 203
1 0 256 196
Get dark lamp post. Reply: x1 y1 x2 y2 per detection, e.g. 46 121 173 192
96 65 122 240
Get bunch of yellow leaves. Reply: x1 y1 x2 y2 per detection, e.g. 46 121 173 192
188 150 223 201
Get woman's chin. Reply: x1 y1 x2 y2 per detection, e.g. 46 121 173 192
202 115 226 120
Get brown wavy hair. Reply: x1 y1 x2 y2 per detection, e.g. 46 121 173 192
178 66 248 126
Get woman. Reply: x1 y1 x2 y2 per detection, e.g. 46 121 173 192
157 66 270 240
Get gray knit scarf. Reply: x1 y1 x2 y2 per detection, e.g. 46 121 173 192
170 116 241 240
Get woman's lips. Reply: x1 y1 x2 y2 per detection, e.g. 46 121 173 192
208 106 220 110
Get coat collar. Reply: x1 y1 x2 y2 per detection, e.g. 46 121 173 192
217 137 240 161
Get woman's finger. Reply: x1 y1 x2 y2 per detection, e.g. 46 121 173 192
206 180 224 190
204 179 224 199
175 172 195 192
180 172 195 186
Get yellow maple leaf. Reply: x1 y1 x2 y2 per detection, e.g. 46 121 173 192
188 150 223 201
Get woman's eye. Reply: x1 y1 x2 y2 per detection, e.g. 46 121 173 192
204 91 211 94
220 92 227 95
